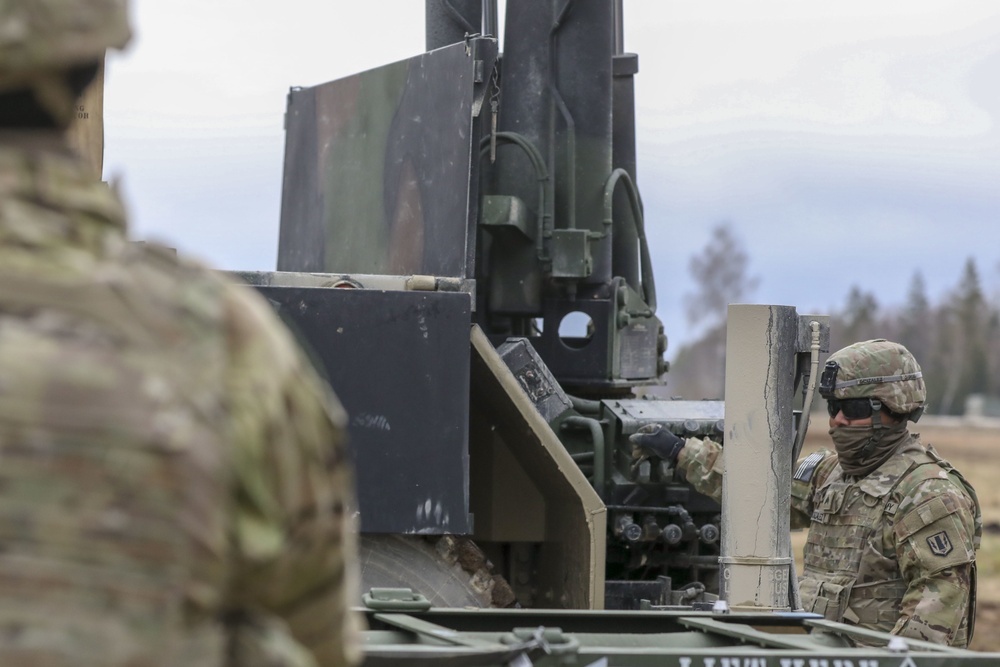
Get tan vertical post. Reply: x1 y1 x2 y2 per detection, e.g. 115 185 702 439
66 56 106 180
720 304 797 612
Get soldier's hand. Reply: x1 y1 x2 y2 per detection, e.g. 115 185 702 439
629 424 685 466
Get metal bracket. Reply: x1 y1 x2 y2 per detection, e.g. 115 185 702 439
362 588 432 612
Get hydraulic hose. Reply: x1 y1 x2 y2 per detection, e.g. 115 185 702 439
479 132 551 261
568 394 602 416
562 415 605 498
602 168 656 312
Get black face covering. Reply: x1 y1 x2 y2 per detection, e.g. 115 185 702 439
829 419 909 477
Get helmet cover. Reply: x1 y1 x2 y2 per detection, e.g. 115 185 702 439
822 338 926 416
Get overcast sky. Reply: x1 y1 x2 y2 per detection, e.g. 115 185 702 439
104 1 1000 352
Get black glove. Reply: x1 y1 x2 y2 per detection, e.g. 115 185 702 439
629 424 685 466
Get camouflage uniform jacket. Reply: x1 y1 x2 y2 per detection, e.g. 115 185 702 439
680 433 980 647
0 133 362 666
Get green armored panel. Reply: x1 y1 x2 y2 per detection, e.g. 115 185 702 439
277 39 497 278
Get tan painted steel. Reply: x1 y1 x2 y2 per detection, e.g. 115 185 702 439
721 304 796 612
469 325 607 609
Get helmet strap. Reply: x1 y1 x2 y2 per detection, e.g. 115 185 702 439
860 398 884 459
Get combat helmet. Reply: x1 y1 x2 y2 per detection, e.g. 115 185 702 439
0 0 131 125
819 338 926 422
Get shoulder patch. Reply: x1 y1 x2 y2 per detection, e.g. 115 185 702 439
927 531 954 557
794 451 827 482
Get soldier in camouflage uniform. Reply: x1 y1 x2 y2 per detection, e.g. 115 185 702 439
631 339 980 647
0 1 362 665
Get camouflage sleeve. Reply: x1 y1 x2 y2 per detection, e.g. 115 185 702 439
790 449 837 530
676 437 724 503
891 477 977 647
223 284 363 667
677 439 840 531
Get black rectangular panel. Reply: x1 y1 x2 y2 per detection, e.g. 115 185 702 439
256 287 473 535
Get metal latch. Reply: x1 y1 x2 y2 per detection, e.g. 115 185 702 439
362 587 432 612
501 626 580 658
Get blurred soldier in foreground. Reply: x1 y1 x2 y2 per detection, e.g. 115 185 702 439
0 1 361 665
632 339 981 647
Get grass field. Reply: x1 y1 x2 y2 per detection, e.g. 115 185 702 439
794 422 1000 651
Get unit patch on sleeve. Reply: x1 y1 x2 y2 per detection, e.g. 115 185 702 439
927 530 954 557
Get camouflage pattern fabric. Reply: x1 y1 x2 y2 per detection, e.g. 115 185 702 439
825 339 926 416
0 0 130 81
676 436 724 504
0 0 131 126
680 433 979 647
0 133 362 666
791 435 979 647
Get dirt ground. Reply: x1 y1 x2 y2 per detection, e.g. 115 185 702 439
793 423 1000 651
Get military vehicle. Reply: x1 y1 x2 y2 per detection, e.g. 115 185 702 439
238 0 824 614
212 0 990 661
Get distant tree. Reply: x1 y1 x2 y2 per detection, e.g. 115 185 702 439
989 262 1000 396
837 285 880 346
927 304 960 415
664 323 727 400
668 222 758 400
955 258 990 396
985 310 1000 397
684 222 759 329
991 259 1000 307
932 258 989 414
897 271 932 364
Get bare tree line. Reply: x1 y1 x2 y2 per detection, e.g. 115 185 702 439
836 260 1000 415
663 223 1000 417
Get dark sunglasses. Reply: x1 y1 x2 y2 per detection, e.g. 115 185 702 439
827 398 873 420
